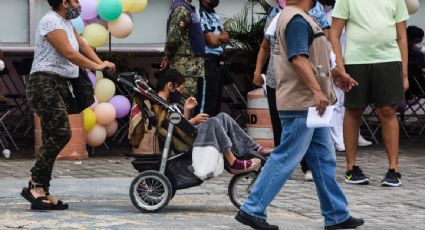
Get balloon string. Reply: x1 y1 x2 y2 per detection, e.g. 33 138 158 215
109 32 112 53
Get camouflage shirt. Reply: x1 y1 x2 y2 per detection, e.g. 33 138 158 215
165 5 205 79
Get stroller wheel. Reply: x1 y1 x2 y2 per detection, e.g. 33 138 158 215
129 170 172 212
228 171 259 209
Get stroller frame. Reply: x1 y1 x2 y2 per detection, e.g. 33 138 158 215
106 71 265 213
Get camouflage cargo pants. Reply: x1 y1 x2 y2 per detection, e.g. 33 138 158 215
26 73 72 185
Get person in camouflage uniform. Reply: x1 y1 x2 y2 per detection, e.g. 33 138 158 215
161 0 205 100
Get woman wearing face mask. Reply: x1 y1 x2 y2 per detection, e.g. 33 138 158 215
20 0 115 211
154 69 272 175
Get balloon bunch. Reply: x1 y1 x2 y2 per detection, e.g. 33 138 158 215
83 70 131 147
71 0 148 48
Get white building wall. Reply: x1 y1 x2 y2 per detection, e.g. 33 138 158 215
0 0 424 51
0 0 247 51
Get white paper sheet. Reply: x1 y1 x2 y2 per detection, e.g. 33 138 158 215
306 106 335 128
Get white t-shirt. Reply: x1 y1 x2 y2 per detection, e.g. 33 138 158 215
30 11 79 78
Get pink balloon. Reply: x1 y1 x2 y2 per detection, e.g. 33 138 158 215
85 16 108 29
108 95 131 118
124 12 133 21
86 124 107 147
108 13 133 39
94 103 116 125
105 120 118 137
80 0 98 20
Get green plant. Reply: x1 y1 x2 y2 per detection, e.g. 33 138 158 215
224 0 271 67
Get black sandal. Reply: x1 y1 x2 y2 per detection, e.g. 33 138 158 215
42 192 69 210
20 181 51 211
34 184 69 210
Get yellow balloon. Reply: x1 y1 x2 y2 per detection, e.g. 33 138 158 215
121 0 133 12
128 0 147 13
82 23 109 48
95 78 116 102
83 108 97 132
95 70 104 81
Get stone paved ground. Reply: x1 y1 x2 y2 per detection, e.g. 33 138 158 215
1 138 425 229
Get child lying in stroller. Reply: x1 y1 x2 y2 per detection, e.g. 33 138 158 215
152 69 272 175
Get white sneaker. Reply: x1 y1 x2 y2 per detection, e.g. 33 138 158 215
358 135 372 147
335 143 345 152
304 170 314 181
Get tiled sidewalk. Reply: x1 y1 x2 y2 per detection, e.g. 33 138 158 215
1 138 424 229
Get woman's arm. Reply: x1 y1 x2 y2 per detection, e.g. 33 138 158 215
46 29 111 71
74 28 102 65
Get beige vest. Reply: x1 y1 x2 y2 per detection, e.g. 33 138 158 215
274 6 336 111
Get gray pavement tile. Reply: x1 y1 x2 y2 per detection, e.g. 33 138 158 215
1 139 424 229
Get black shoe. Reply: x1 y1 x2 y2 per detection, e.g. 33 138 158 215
381 169 402 187
325 216 365 229
345 165 370 185
235 210 279 230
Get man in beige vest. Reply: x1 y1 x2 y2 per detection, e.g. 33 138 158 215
235 0 364 229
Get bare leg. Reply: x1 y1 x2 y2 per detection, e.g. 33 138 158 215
343 108 365 171
375 106 399 171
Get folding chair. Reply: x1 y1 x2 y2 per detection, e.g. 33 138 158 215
407 71 425 135
11 58 33 135
362 103 411 143
221 62 249 127
0 104 19 151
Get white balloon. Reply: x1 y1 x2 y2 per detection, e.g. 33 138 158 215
2 149 11 159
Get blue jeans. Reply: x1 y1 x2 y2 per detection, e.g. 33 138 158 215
241 111 350 226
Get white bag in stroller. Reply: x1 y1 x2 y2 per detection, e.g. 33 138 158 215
192 146 224 180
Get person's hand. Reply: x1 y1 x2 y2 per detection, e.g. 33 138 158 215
403 75 409 92
332 68 358 92
253 71 264 87
313 91 329 116
160 57 169 71
191 113 209 125
97 61 116 72
220 31 230 43
184 97 198 111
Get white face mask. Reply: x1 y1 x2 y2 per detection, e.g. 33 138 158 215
0 60 5 72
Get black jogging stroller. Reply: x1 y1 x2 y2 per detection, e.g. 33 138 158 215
103 70 266 212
